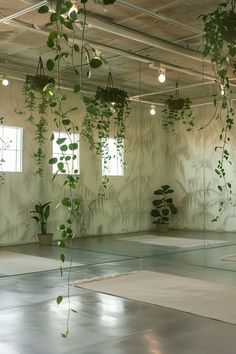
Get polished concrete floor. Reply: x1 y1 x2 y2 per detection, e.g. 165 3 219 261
1 231 236 353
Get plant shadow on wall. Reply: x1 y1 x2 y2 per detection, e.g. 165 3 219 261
200 0 236 221
28 0 124 338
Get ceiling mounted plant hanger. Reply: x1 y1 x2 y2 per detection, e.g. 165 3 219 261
28 56 54 92
167 82 185 110
162 81 195 132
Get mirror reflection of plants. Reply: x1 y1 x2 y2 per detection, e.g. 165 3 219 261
201 0 236 220
151 185 177 225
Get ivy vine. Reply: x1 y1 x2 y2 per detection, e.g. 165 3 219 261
201 0 236 220
37 0 118 337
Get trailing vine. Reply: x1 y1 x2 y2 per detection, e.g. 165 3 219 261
201 0 236 220
82 78 130 170
37 0 118 337
0 116 5 184
17 73 53 176
162 95 195 132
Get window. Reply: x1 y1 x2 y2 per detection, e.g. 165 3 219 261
0 125 23 172
102 138 124 176
52 131 80 174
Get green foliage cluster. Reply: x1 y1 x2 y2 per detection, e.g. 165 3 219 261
201 0 236 220
37 0 118 337
162 96 195 132
21 74 54 176
151 185 177 225
30 201 51 234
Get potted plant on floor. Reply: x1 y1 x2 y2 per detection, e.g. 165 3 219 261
30 201 53 246
151 185 177 232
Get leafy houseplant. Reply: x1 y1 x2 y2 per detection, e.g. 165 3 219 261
17 57 55 177
151 185 177 231
201 0 236 220
162 83 195 132
30 202 53 246
82 71 130 167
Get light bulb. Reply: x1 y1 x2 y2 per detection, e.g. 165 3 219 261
220 84 225 96
158 72 166 83
150 105 156 116
2 77 9 86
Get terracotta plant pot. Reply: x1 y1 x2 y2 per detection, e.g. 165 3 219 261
37 233 53 246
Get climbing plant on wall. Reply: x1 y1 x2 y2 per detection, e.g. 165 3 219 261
201 0 236 220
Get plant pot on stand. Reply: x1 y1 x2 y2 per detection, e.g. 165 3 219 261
37 233 53 246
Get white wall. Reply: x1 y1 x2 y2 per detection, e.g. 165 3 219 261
0 81 167 245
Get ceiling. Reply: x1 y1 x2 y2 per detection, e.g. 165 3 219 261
0 0 235 106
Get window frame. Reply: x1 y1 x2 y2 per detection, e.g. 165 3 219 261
0 125 23 173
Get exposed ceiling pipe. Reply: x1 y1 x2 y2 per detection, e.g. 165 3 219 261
1 16 216 83
130 81 216 99
115 0 204 35
0 1 47 23
85 14 208 64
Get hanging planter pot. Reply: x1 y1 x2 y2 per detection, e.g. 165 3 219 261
162 82 195 131
27 56 54 92
167 83 185 110
95 71 129 106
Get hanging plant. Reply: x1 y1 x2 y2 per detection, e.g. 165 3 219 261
0 116 5 184
36 0 118 337
20 59 54 177
82 71 130 166
201 0 236 220
162 83 195 131
26 56 55 92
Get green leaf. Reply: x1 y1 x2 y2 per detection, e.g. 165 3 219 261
73 44 80 52
60 144 68 151
38 5 49 14
49 157 58 164
60 254 65 263
62 119 71 126
57 162 64 170
62 197 71 207
69 143 78 150
74 84 81 93
46 59 55 71
56 295 63 305
90 58 103 69
56 137 67 145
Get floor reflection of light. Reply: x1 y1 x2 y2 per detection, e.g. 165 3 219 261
49 299 81 318
101 314 118 326
98 294 124 313
0 342 21 354
144 331 162 354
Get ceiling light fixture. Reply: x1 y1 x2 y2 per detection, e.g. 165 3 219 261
150 105 156 116
158 66 166 83
2 75 9 86
68 0 78 19
220 84 225 96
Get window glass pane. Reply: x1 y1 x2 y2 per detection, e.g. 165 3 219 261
0 126 23 172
